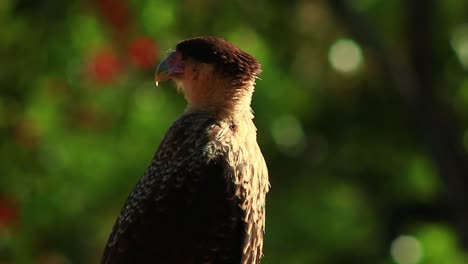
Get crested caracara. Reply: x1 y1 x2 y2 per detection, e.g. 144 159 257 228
102 36 269 264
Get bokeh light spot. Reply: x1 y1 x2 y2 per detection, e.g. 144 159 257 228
328 38 363 74
271 115 306 156
391 235 423 264
451 24 468 70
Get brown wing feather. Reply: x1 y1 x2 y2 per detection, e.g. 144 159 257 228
102 113 244 264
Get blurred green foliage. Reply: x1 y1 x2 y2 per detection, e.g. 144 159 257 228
1 0 468 263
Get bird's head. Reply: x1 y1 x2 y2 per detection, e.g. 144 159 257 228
155 37 261 116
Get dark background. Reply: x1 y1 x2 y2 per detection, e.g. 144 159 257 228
1 0 468 263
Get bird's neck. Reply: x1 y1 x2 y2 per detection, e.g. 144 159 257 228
183 78 255 120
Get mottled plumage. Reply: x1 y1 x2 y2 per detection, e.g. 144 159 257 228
102 37 269 264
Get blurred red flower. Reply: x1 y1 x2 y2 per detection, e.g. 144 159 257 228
0 196 18 228
86 48 123 85
97 0 130 34
72 104 113 132
128 37 159 69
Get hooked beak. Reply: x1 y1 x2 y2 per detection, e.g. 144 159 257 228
155 51 183 87
155 57 170 87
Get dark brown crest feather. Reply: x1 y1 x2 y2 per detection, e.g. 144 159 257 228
176 37 261 82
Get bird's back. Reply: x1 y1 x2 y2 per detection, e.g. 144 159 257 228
102 112 268 264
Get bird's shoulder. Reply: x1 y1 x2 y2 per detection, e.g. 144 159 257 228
124 112 232 211
103 113 235 247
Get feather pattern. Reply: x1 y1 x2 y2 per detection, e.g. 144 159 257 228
102 112 268 264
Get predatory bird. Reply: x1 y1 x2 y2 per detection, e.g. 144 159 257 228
102 36 269 264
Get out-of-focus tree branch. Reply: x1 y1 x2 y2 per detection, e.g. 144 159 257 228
328 0 468 249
